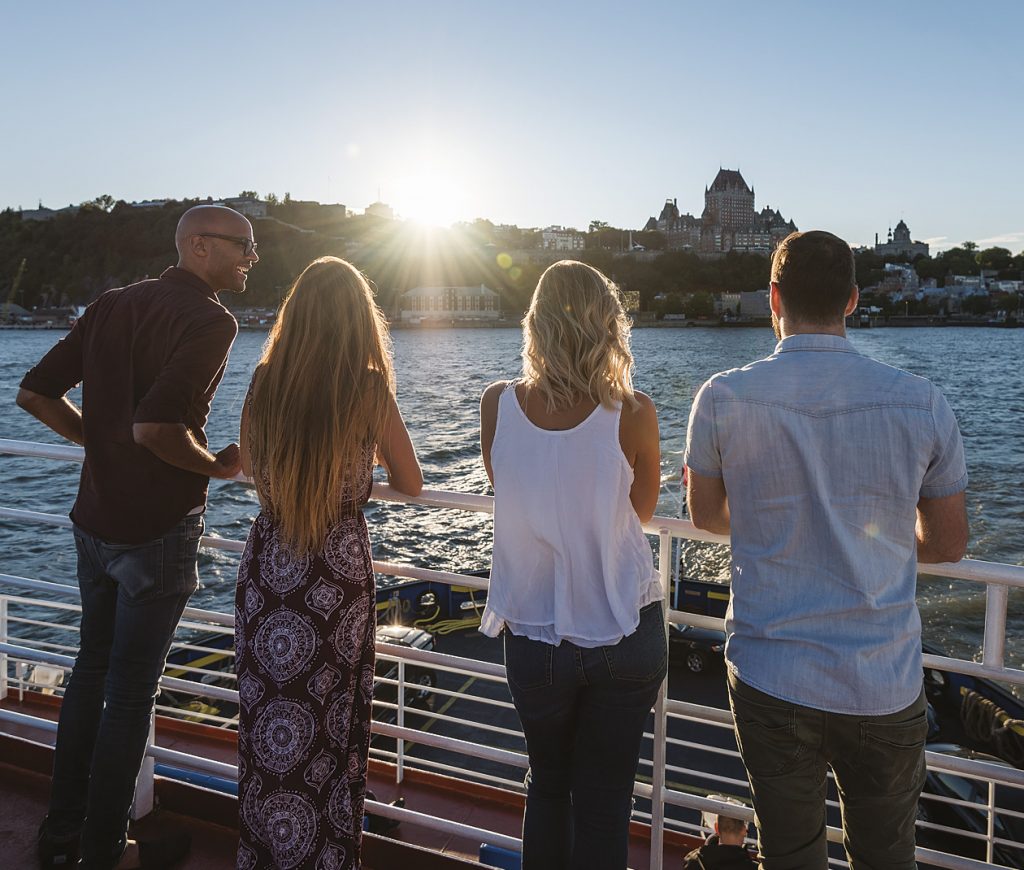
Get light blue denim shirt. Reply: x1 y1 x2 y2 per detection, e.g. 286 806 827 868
684 334 967 715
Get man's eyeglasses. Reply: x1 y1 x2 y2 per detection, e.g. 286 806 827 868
196 233 258 257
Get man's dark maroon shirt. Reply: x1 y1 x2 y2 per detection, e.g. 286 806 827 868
21 267 238 544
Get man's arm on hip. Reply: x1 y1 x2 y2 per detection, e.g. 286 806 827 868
916 490 968 563
16 389 84 446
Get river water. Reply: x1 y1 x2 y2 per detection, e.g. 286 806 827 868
2 326 1022 673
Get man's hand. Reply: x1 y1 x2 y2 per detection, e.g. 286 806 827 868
213 443 242 479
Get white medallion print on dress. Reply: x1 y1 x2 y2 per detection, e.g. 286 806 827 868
237 672 266 712
333 595 372 666
316 842 347 870
253 608 319 683
307 662 344 704
327 777 355 837
261 790 319 869
324 523 371 580
303 749 338 793
325 691 354 746
258 535 313 596
252 699 317 775
305 580 346 619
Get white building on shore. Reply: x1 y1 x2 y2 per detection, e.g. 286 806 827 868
400 285 501 322
541 226 586 251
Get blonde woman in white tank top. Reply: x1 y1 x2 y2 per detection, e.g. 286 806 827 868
479 260 667 870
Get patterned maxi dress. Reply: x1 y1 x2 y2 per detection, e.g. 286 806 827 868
235 406 377 870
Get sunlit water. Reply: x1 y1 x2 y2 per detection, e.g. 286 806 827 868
2 326 1022 673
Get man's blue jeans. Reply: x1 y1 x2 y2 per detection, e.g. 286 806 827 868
47 515 202 869
504 601 668 870
728 671 928 870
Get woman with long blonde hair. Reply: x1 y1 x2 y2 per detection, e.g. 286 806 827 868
479 260 666 870
235 257 421 870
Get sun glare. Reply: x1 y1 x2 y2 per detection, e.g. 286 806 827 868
392 170 471 228
385 140 480 228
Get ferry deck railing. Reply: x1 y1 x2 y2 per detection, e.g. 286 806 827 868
2 438 1024 870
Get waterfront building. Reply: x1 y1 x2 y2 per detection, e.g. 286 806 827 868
874 220 929 259
0 302 30 323
738 289 771 318
400 284 501 322
217 195 268 219
715 292 742 315
878 263 920 296
366 200 395 219
541 225 586 251
643 169 796 255
18 204 80 222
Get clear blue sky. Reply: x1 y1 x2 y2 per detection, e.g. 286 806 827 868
3 1 1022 252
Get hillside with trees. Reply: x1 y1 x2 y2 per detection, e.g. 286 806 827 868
3 196 1020 318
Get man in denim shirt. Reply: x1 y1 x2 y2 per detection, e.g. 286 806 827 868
685 230 968 870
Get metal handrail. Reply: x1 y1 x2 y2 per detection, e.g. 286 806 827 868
3 437 1024 870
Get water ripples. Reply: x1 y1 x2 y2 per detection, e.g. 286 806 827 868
3 326 1022 673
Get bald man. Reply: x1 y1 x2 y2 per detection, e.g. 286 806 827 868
682 814 756 869
19 205 258 870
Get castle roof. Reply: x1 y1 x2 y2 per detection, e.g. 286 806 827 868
658 199 680 222
708 168 751 193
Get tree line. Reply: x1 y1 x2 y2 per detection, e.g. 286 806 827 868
2 198 1020 317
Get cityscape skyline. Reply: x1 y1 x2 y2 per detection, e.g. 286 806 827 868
3 2 1023 254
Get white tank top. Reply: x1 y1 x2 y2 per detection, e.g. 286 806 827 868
479 383 662 647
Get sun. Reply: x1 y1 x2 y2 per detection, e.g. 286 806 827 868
390 156 474 228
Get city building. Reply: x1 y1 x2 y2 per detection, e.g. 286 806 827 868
877 263 920 296
366 201 395 219
400 285 501 322
643 169 797 255
874 220 929 259
19 204 80 221
218 196 268 219
739 289 771 318
541 226 586 251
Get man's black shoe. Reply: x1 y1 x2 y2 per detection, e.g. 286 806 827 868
135 832 192 869
37 816 81 869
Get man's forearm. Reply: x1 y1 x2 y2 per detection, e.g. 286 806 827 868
16 389 84 445
132 422 223 477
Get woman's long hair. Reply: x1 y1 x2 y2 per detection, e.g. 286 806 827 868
522 260 638 411
248 257 393 554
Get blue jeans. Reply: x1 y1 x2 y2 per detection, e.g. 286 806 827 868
504 601 668 870
47 515 202 869
728 672 928 870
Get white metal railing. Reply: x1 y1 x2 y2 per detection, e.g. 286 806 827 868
2 437 1024 869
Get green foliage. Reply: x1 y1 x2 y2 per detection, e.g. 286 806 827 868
16 198 1011 317
960 294 991 315
976 247 1012 271
685 291 715 319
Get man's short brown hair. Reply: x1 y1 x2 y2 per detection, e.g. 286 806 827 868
717 814 747 838
771 230 856 324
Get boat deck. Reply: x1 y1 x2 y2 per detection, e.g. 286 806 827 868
0 690 701 869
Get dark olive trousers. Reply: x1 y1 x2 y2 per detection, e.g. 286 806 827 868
728 671 927 870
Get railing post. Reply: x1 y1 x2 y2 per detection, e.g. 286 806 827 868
982 584 1008 670
986 780 996 865
397 659 406 784
131 713 156 819
0 597 8 701
649 527 672 870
